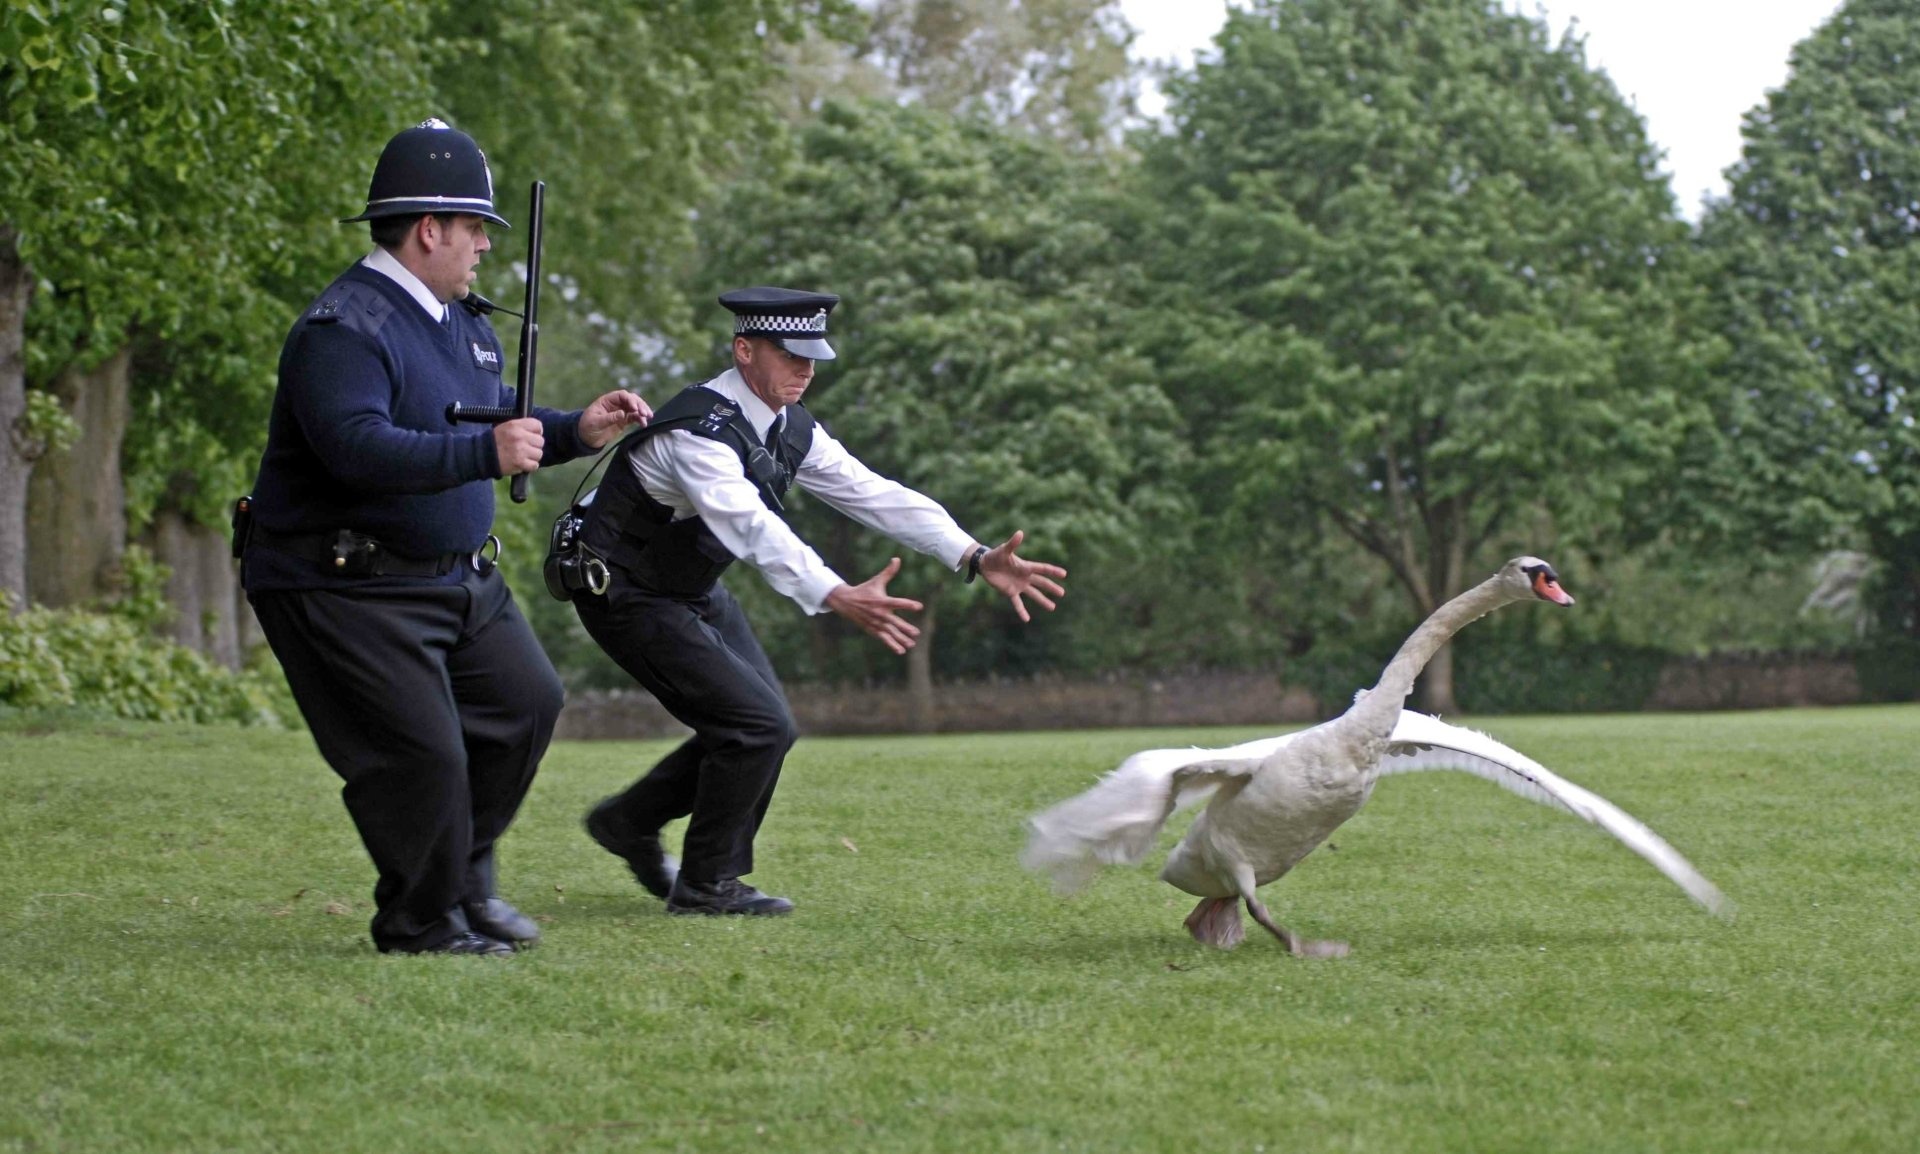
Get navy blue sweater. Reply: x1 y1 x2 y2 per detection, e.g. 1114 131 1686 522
245 261 586 591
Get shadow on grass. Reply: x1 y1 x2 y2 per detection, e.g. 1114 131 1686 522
986 915 1704 967
539 894 675 923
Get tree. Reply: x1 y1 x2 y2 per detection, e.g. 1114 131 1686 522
863 0 1136 146
1137 0 1711 712
4 0 847 657
1696 0 1920 638
690 100 1185 725
773 0 1137 150
1 0 433 609
431 1 852 350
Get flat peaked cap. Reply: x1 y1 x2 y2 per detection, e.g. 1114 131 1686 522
340 118 510 227
720 286 840 361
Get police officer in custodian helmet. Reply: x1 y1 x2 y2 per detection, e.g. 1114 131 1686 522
241 119 651 956
574 288 1068 916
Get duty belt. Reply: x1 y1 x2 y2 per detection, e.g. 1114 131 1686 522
251 526 500 577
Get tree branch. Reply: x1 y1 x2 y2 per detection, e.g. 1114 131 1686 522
1324 500 1424 607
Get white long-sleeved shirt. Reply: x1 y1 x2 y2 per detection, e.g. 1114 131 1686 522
625 368 977 613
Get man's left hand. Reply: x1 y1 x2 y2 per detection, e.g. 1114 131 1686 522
975 530 1067 623
579 389 652 448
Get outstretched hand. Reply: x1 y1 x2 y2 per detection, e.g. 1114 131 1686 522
824 558 924 655
976 530 1067 623
579 389 653 448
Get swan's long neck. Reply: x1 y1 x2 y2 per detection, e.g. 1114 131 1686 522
1347 575 1515 736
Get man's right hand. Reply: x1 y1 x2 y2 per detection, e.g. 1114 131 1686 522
825 558 924 655
494 417 545 477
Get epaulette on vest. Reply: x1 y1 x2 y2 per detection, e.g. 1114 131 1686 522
303 281 393 334
650 389 746 439
630 386 814 454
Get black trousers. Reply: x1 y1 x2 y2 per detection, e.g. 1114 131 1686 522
573 575 797 883
250 567 563 951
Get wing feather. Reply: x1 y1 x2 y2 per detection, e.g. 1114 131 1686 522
1020 731 1305 894
1379 711 1730 917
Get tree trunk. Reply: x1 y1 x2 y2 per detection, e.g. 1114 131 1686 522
0 226 36 611
149 506 252 668
906 596 937 733
27 346 132 606
1413 515 1467 715
1417 641 1459 716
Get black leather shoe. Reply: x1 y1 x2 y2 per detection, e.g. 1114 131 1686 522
666 877 794 917
585 798 679 899
463 897 540 946
382 931 514 957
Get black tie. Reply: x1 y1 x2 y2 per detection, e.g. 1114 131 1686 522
765 414 784 449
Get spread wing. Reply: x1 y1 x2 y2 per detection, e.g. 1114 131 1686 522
1377 711 1730 917
1020 730 1307 894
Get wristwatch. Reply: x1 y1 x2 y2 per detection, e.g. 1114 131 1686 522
963 545 988 584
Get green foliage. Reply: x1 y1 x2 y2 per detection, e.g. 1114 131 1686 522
1138 0 1713 618
9 0 1905 695
1855 637 1920 702
862 0 1137 147
0 589 293 726
1695 0 1920 635
1264 546 1873 716
105 0 846 538
1452 623 1669 715
1 0 441 549
18 385 78 454
5 711 1920 1150
433 0 852 359
111 544 176 632
2 0 436 376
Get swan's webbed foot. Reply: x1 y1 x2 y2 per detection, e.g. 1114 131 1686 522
1245 895 1349 959
1289 937 1350 959
1184 896 1245 949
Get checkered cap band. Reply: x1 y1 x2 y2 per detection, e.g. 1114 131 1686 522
735 311 828 335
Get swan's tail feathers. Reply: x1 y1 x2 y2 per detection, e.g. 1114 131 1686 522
1021 740 1296 894
1377 711 1731 918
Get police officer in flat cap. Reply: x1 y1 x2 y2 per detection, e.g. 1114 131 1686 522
241 118 650 956
572 287 1067 915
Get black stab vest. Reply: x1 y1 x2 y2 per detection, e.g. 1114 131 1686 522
579 384 815 598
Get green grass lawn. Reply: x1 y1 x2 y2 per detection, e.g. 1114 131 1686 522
2 706 1916 1153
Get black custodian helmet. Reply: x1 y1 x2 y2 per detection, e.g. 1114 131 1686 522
339 118 510 227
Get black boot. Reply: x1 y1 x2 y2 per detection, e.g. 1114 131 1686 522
465 850 540 946
584 797 680 899
462 897 541 946
666 877 794 917
381 931 514 957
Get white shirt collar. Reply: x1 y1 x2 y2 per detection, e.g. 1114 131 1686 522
362 247 448 322
706 367 781 442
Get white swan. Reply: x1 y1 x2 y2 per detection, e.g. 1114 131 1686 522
1021 556 1729 955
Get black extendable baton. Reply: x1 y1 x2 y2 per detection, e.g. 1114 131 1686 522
446 179 545 504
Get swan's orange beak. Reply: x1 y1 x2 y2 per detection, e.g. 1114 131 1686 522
1532 571 1575 605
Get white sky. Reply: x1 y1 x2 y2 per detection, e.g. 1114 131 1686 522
1120 0 1845 219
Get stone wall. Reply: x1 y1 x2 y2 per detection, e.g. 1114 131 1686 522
555 672 1321 741
1644 652 1861 712
554 653 1884 741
